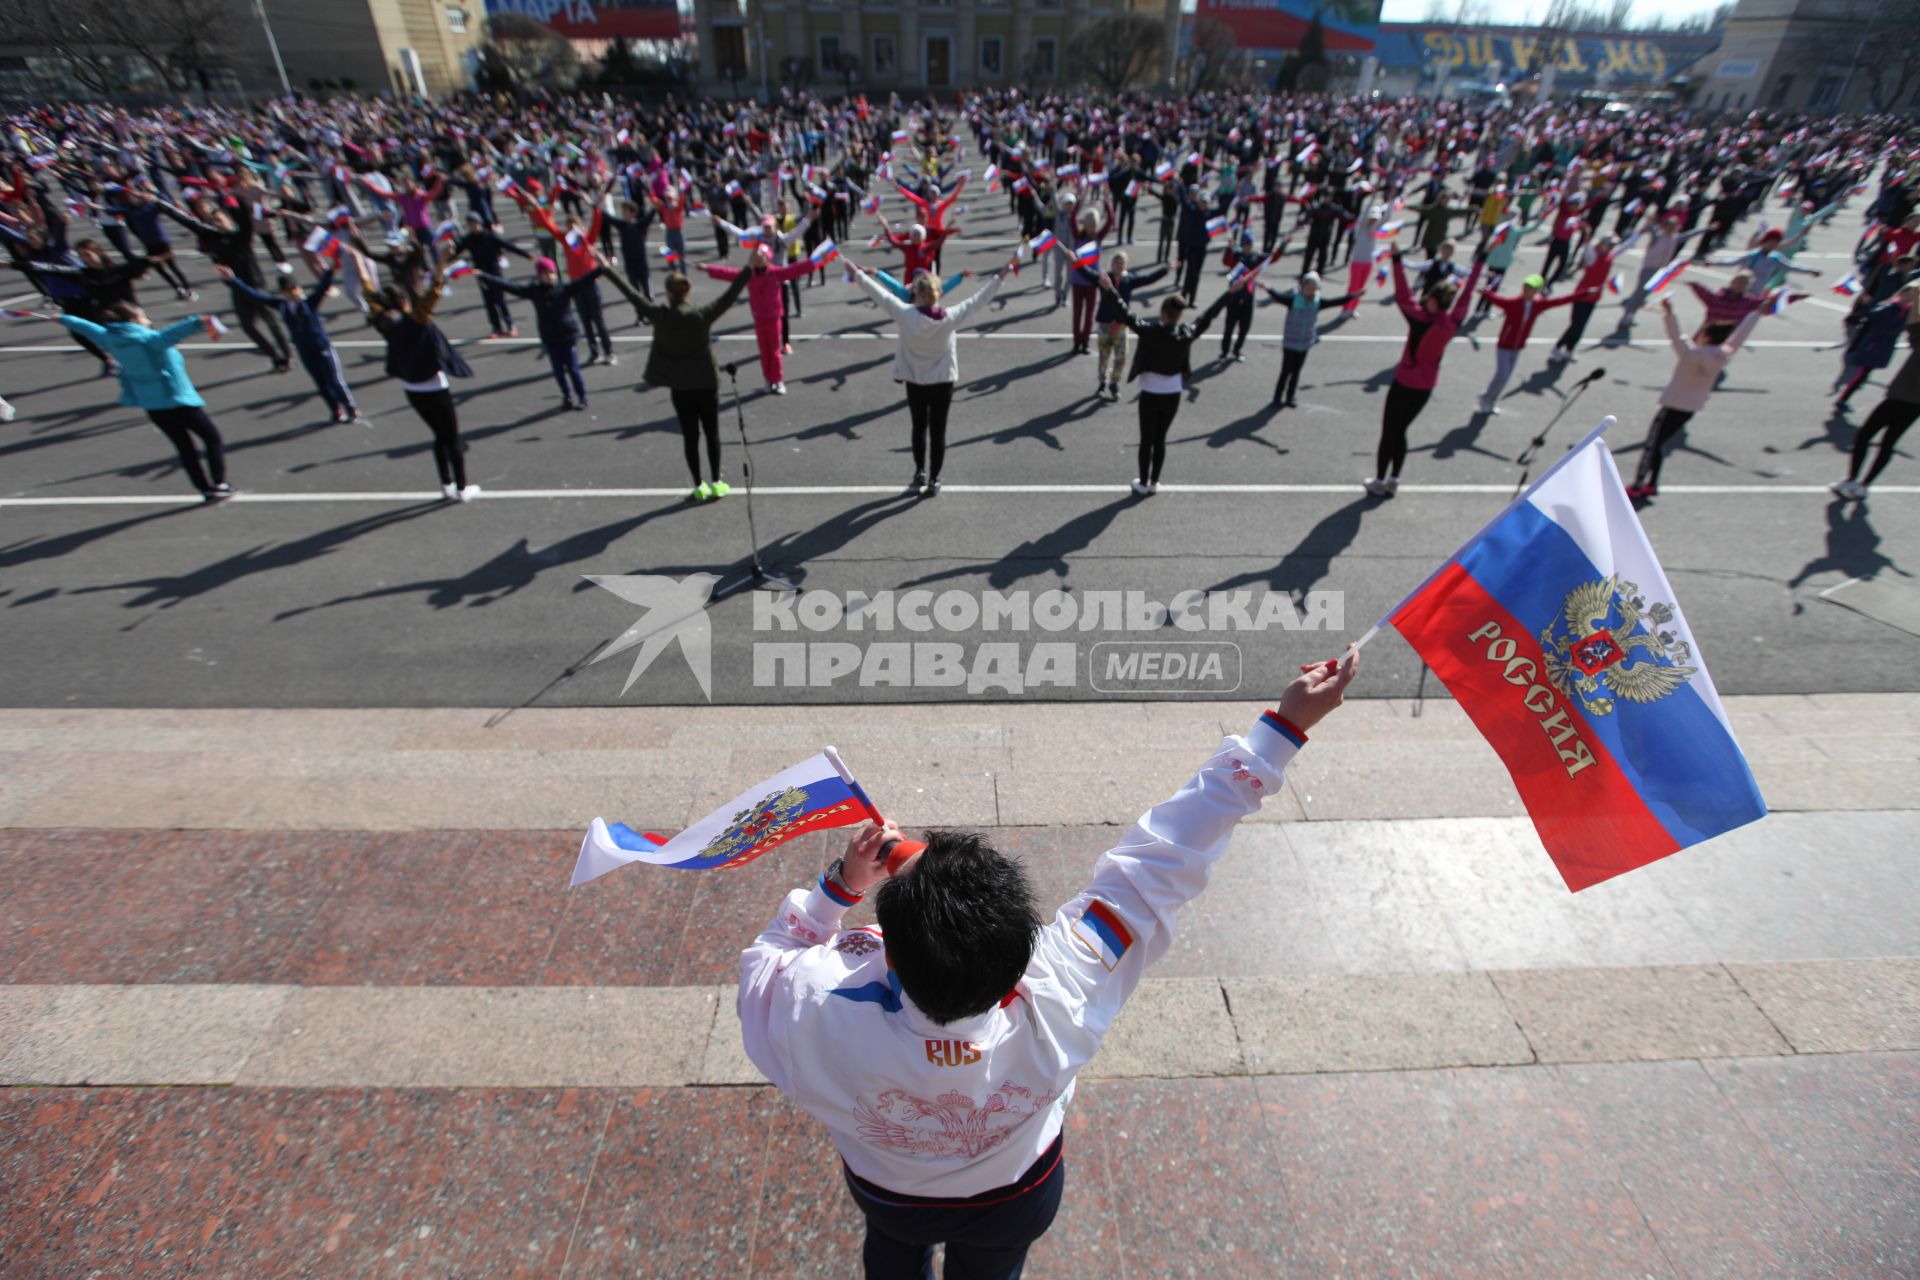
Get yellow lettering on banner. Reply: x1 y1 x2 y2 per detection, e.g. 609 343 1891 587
1508 36 1537 71
1558 40 1586 72
1464 34 1496 68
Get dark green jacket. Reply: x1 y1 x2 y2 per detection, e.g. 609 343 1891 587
601 266 746 390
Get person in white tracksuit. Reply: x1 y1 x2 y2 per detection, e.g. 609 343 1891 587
739 650 1360 1279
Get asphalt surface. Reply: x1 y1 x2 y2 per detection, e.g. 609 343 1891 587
2 188 1914 707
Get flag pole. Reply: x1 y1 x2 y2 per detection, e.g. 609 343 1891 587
1351 415 1617 652
824 746 886 825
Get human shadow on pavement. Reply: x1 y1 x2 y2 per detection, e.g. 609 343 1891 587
947 394 1103 453
1787 500 1914 592
960 349 1077 397
1771 402 1858 457
1415 412 1509 464
0 506 199 582
628 494 920 594
70 502 444 620
895 496 1136 591
275 504 689 620
1205 496 1372 604
1173 401 1288 455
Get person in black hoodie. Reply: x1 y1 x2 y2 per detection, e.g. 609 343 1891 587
357 250 478 502
480 255 605 411
450 210 530 338
1091 251 1169 400
1099 276 1232 494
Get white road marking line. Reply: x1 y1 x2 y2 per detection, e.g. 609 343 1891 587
0 333 1851 354
5 483 1912 508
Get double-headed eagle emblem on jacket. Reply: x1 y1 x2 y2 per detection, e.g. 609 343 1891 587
701 785 810 866
1540 575 1696 717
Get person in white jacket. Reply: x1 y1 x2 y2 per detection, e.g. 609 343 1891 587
1627 295 1764 502
848 259 1007 496
739 650 1358 1280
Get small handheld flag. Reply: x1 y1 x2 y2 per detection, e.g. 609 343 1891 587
1295 142 1319 165
1125 178 1141 199
201 315 229 342
860 194 881 216
1375 220 1405 239
1366 420 1765 891
571 749 885 885
892 128 910 144
809 238 839 267
659 245 682 262
1028 229 1057 256
1376 262 1390 285
1153 159 1175 182
445 260 475 279
1205 215 1229 238
1490 219 1515 247
1645 258 1688 295
1057 163 1080 180
434 220 458 246
565 227 586 250
1767 288 1805 316
1074 240 1101 270
1607 272 1625 296
984 163 1000 190
1 307 44 319
1831 274 1862 296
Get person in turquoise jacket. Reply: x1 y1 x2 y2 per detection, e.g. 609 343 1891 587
59 300 233 502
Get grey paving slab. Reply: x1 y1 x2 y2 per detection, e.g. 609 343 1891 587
233 985 715 1087
0 984 61 1064
1729 957 1920 1053
0 984 289 1086
1279 819 1474 973
1226 971 1534 1074
1085 976 1242 1080
698 985 770 1086
1491 964 1792 1063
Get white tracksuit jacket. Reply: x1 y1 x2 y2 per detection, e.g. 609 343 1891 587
738 711 1305 1199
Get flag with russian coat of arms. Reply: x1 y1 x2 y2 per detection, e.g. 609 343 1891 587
1378 422 1766 891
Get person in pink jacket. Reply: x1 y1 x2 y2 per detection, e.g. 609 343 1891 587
703 246 813 394
1367 244 1486 497
1626 295 1764 502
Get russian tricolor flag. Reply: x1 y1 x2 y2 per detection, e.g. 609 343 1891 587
1645 258 1688 295
809 237 839 267
1205 215 1228 238
445 260 475 279
1071 900 1134 972
1028 229 1057 256
1377 422 1765 891
573 750 881 885
1831 274 1862 296
1153 159 1175 182
1074 240 1100 270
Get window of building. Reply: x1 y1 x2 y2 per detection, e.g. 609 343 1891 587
444 5 468 33
1809 75 1842 108
979 35 1004 80
819 34 842 74
1768 74 1792 106
1031 37 1058 80
872 34 897 79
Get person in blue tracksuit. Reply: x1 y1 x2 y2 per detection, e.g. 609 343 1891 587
480 256 605 410
215 262 361 423
57 300 233 501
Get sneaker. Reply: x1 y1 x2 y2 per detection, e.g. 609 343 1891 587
926 476 941 496
1131 479 1150 496
1231 352 1245 363
772 382 786 395
782 343 793 355
1548 348 1569 363
1147 481 1159 495
0 397 12 422
458 484 481 503
506 326 520 338
604 353 619 367
693 481 713 502
1364 477 1389 497
202 483 234 503
573 400 588 412
442 483 460 501
583 351 601 367
185 289 199 302
909 471 926 494
350 413 370 428
710 478 732 498
1285 396 1298 408
562 399 578 412
1384 476 1399 495
1829 478 1865 499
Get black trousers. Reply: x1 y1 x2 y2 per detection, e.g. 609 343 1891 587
671 387 722 484
572 283 611 357
1114 198 1136 242
234 293 292 365
405 388 467 489
479 280 515 333
1137 389 1181 483
1848 398 1920 485
1540 237 1573 286
1556 300 1597 353
1633 406 1695 488
147 406 226 494
1177 248 1205 302
1377 381 1433 478
1275 347 1309 402
1219 293 1253 356
905 381 953 478
846 1141 1066 1280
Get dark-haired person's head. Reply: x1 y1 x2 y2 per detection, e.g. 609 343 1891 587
1158 295 1188 325
1700 320 1735 344
874 831 1041 1025
665 271 691 302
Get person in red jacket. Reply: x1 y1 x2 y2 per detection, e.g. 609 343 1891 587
1549 231 1636 363
1539 192 1585 286
1476 272 1576 414
876 216 953 281
1367 244 1485 498
702 245 814 394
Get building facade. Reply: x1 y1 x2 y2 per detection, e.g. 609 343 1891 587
1688 0 1883 114
693 0 1181 96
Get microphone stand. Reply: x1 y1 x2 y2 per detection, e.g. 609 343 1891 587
1512 366 1606 499
713 362 800 600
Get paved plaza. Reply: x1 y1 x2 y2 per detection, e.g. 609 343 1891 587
2 176 1917 1276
